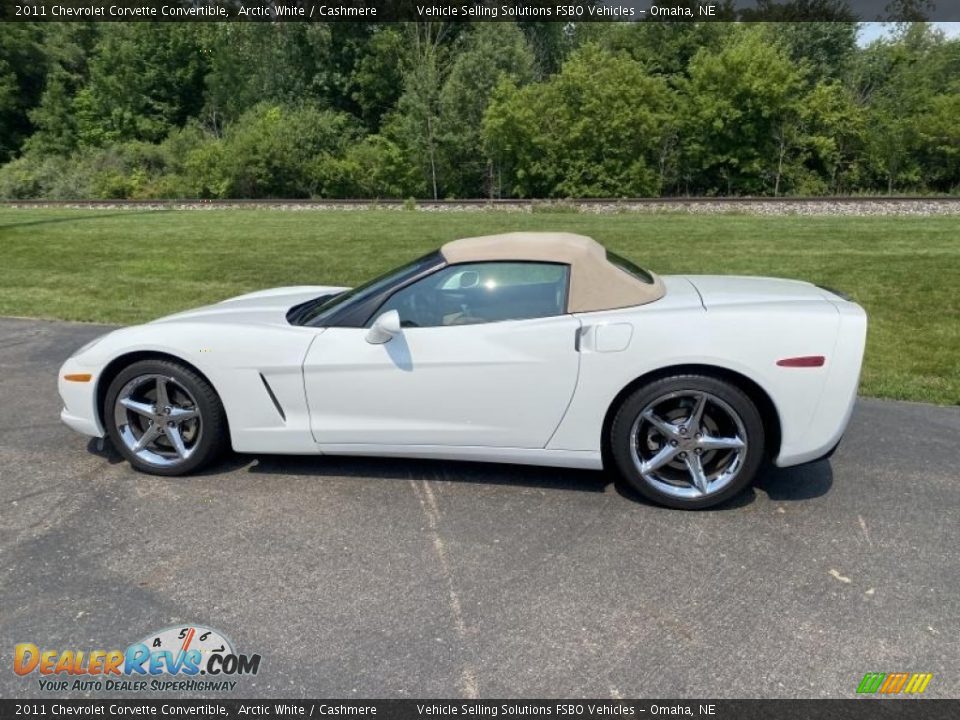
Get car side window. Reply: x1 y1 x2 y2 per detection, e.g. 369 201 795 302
372 262 570 328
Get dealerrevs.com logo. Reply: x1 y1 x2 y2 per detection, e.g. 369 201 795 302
14 625 261 693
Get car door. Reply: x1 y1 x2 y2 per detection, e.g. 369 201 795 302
302 261 581 449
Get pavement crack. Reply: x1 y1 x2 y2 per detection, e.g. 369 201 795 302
410 479 480 699
858 514 872 546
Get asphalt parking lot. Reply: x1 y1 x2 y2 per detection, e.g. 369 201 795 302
1 316 958 699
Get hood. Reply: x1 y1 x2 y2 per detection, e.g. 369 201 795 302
682 275 842 309
150 286 348 326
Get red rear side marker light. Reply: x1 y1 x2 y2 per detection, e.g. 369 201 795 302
777 356 826 368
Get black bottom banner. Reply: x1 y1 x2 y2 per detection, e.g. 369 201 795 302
1 700 958 720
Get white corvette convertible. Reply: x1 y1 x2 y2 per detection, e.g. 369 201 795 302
59 232 866 509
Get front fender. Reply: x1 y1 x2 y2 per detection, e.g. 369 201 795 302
68 322 322 453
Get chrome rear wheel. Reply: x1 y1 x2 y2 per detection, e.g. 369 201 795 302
610 374 765 509
630 390 747 500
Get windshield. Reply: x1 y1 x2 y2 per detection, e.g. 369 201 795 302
294 251 443 326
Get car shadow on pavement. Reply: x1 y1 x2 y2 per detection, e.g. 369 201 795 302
610 459 833 509
87 438 833 504
87 437 123 464
244 453 613 493
85 437 254 476
755 460 834 501
90 436 607 490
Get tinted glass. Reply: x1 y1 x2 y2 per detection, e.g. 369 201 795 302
373 262 570 328
297 251 441 326
606 250 655 284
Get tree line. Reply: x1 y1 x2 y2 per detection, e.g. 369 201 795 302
0 21 958 199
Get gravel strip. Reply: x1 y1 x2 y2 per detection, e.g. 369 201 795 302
4 198 960 216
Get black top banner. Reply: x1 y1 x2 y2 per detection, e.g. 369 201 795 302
1 700 960 720
3 0 960 23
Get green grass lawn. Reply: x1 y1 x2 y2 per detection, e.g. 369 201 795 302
1 208 957 404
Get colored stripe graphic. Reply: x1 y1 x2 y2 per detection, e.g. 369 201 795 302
904 673 934 694
882 673 909 693
857 673 886 693
878 674 896 693
857 672 933 694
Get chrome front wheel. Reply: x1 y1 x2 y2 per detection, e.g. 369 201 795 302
114 374 202 468
104 359 228 476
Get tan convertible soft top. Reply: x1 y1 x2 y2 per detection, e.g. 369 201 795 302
440 232 664 313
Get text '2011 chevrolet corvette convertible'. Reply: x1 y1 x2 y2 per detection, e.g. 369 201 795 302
59 232 866 509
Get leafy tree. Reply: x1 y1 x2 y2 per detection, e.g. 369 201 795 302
0 60 18 152
0 23 45 162
201 24 332 134
802 81 867 193
579 17 735 76
768 21 858 82
318 134 422 198
483 44 673 197
437 23 534 198
25 23 100 156
855 24 944 192
348 27 406 131
163 123 228 199
392 23 458 200
1 19 957 199
517 21 575 79
73 23 208 146
220 104 360 198
918 92 960 192
683 26 809 194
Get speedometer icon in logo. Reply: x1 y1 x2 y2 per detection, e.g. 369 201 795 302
125 624 261 677
135 625 234 673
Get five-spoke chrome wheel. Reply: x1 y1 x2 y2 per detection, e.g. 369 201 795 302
610 374 765 509
113 373 203 468
105 359 228 476
630 390 747 500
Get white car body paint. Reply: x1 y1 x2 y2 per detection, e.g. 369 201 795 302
303 314 581 448
58 275 866 471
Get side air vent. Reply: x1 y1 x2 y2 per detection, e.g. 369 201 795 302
259 373 286 421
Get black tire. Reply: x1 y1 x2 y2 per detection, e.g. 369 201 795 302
103 359 229 476
610 374 765 510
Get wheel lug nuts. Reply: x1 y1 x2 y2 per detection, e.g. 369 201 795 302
695 448 702 455
671 440 679 447
679 452 687 459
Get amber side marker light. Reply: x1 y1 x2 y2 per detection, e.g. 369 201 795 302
776 356 826 368
63 373 92 382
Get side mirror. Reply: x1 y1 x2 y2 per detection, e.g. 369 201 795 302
365 309 401 344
